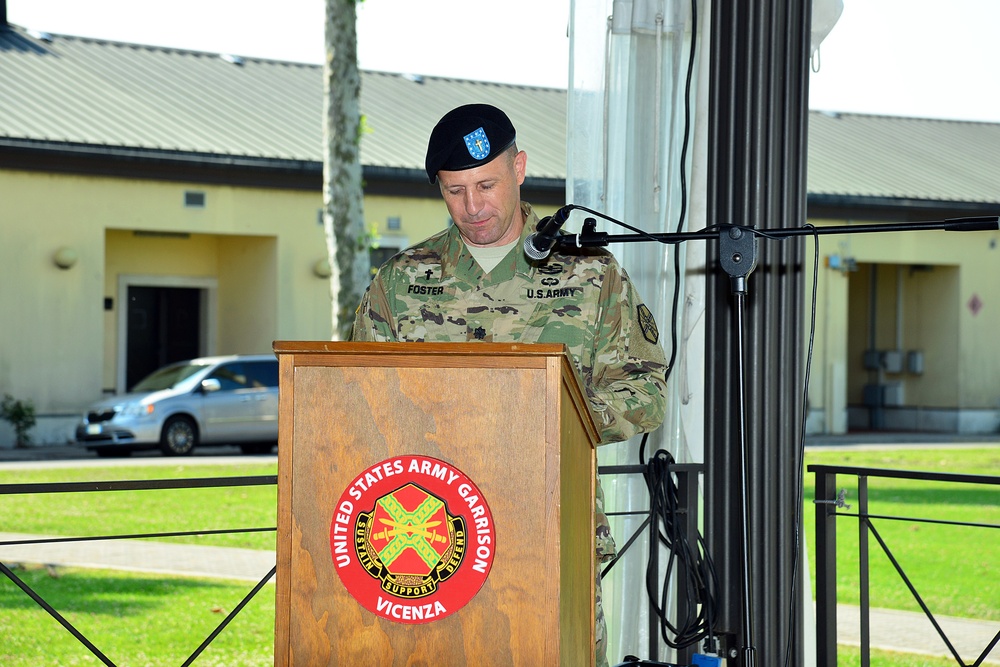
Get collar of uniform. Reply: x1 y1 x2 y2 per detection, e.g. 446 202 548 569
443 201 541 283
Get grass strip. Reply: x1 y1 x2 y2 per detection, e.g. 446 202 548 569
0 463 277 551
0 565 274 667
803 447 1000 621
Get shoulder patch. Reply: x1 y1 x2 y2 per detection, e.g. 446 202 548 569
637 303 659 344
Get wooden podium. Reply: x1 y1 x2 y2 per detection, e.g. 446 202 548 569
272 341 600 666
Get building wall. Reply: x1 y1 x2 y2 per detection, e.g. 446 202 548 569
2 170 106 417
104 230 281 391
805 219 1000 434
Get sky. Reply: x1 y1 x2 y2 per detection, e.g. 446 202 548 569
5 0 1000 123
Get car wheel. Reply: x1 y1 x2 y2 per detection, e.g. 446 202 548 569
160 416 197 456
94 446 132 458
239 442 275 455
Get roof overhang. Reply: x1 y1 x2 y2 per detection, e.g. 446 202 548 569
0 138 568 204
808 193 1000 222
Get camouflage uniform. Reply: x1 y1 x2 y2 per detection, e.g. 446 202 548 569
352 202 668 665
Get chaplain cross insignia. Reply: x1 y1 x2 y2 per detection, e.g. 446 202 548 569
463 128 491 160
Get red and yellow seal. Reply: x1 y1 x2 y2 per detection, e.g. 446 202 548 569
330 455 496 624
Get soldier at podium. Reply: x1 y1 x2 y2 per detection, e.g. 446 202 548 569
352 103 667 667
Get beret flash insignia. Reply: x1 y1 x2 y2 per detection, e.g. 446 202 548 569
463 127 491 160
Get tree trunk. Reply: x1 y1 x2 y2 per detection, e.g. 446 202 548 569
323 0 367 340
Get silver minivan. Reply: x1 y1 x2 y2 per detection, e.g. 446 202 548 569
75 354 279 457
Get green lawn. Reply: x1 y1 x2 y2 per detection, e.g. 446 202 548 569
836 646 964 667
0 463 277 665
0 462 277 550
802 447 1000 622
0 565 273 667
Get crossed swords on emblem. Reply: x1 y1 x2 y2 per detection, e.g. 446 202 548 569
373 518 448 544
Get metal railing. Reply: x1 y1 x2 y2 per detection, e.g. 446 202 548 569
0 475 277 667
810 463 1000 667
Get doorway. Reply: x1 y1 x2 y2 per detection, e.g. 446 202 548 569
117 275 218 394
845 262 960 431
125 286 201 390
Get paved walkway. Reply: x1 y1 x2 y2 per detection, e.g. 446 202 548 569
0 532 274 582
837 604 999 665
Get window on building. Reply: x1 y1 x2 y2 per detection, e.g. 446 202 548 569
184 191 206 208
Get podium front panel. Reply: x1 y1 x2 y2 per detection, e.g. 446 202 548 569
273 342 596 667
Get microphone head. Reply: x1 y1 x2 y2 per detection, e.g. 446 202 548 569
523 234 550 261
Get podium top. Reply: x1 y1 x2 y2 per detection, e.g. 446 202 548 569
273 340 567 359
272 340 599 441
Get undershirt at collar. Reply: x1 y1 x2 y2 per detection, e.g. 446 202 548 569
465 239 519 274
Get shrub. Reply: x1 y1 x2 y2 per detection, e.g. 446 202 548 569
1 394 37 448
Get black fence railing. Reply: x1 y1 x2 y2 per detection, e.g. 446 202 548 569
810 464 1000 667
0 475 277 667
16 462 996 665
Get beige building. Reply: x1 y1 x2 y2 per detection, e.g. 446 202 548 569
0 23 997 446
805 220 999 434
806 112 1000 434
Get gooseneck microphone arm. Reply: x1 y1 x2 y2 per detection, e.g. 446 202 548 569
556 210 998 294
556 208 999 254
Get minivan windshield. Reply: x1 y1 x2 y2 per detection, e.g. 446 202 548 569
131 362 213 392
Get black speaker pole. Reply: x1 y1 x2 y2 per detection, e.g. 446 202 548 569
705 1 811 663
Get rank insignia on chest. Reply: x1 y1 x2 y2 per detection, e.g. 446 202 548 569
637 303 659 344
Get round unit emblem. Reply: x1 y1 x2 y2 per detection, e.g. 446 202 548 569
330 455 496 624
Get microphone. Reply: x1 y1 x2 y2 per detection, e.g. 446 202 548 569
523 206 572 260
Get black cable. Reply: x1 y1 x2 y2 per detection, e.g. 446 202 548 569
642 449 719 650
638 0 699 468
782 226 820 667
664 0 699 388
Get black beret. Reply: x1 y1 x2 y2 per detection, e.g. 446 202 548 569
424 104 517 184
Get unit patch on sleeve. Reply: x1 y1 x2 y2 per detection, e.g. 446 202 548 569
637 303 659 344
